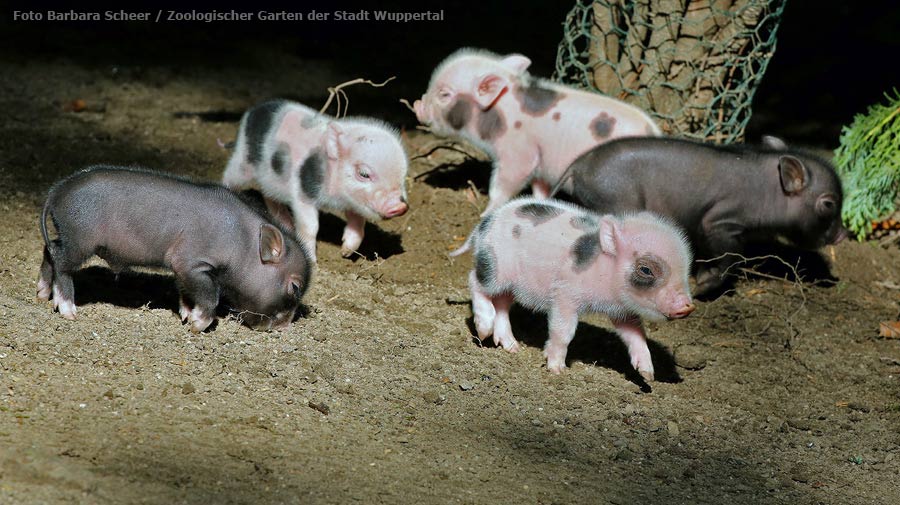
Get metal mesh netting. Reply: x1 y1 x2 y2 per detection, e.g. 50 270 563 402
555 0 786 143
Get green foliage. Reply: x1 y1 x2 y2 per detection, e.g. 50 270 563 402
834 90 900 239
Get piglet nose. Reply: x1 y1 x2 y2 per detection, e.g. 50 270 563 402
384 202 408 218
830 226 848 245
670 303 696 319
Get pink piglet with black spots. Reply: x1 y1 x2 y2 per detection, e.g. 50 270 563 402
452 197 694 380
414 48 660 215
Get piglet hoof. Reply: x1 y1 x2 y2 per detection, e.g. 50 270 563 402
189 307 214 333
638 369 655 382
178 304 191 324
36 281 52 301
190 318 214 334
474 320 493 342
547 363 566 375
58 301 77 321
504 341 521 354
340 246 357 258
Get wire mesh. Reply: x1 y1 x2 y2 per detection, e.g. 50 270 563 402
555 0 786 143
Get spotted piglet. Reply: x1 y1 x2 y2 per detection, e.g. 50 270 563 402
414 48 660 214
452 198 695 380
223 100 409 261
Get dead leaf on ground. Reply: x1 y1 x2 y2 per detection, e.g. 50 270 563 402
62 99 87 112
879 321 900 339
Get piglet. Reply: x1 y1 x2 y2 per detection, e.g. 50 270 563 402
413 48 660 214
452 197 694 380
222 100 409 261
37 166 311 332
552 135 847 297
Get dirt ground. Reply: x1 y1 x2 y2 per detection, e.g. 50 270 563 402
2 34 900 505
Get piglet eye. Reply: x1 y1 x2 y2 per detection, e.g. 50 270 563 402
817 195 837 215
356 165 371 180
289 279 303 300
638 265 653 277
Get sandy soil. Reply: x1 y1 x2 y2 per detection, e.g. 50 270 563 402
1 40 900 505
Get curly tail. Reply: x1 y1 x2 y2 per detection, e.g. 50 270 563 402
40 196 53 248
547 162 578 199
449 230 476 257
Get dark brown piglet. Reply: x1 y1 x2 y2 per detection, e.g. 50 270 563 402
37 166 311 331
552 136 846 297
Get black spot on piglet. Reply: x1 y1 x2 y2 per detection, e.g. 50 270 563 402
571 232 601 272
245 100 284 165
475 246 497 286
629 256 664 290
477 107 506 141
477 213 494 236
590 112 617 140
300 148 325 200
515 82 562 116
445 99 473 131
270 142 291 176
515 203 562 225
570 215 599 231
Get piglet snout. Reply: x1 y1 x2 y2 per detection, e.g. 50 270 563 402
830 226 848 245
668 302 696 320
413 99 427 123
383 201 408 218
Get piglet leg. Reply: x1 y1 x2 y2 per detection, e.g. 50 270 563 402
468 270 496 341
341 211 366 258
51 272 77 320
531 180 551 199
36 246 54 301
483 146 541 215
178 296 192 323
173 263 219 333
611 314 654 381
291 201 320 263
544 304 579 374
491 293 521 353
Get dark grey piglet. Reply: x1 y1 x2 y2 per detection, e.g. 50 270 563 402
553 136 846 296
37 166 311 331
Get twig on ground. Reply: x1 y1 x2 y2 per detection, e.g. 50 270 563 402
702 252 810 349
353 251 386 282
398 98 417 114
319 76 396 118
465 180 483 212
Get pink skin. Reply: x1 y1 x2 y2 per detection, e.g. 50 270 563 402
223 102 408 261
464 198 694 379
414 50 661 214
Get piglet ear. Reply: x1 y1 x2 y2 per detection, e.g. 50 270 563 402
259 223 285 264
325 122 344 161
762 135 788 150
499 54 531 74
473 73 510 109
778 155 810 194
598 218 618 257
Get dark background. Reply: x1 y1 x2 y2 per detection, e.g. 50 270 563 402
1 0 898 147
